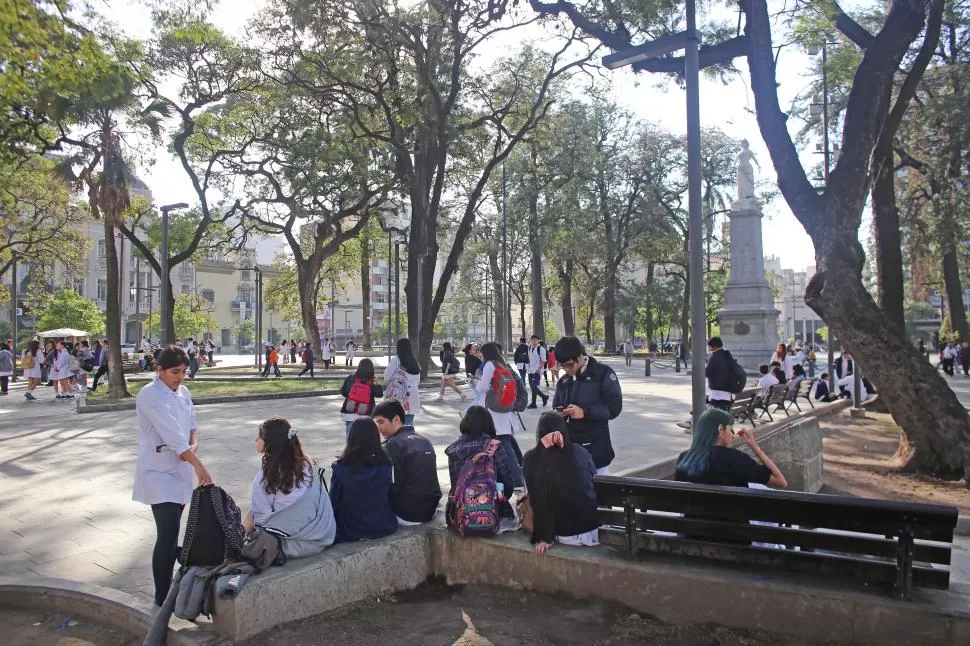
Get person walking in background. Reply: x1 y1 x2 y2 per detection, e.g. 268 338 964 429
43 340 56 386
290 339 298 364
435 342 465 402
770 343 793 380
205 338 215 366
513 337 529 381
0 342 13 395
463 343 483 388
321 337 334 369
547 345 559 384
960 342 970 377
623 340 633 367
299 342 315 378
22 339 44 400
262 345 282 378
345 339 357 367
186 339 200 379
526 334 549 409
383 338 422 426
50 340 72 399
280 339 289 364
89 339 109 391
340 359 384 438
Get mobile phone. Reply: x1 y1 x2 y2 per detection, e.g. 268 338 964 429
554 406 565 412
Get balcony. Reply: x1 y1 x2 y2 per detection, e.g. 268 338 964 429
231 300 249 311
372 302 389 311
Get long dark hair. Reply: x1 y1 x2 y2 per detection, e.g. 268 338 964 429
355 358 375 382
678 408 733 478
459 405 496 439
523 413 584 545
259 417 311 495
395 338 421 375
479 342 508 369
339 418 391 473
27 339 40 355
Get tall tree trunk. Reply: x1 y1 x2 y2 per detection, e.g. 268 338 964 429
584 294 595 344
941 232 968 341
871 143 905 332
298 264 322 357
604 263 617 351
558 259 575 336
528 193 544 340
104 218 129 399
680 271 690 356
360 233 372 349
645 262 655 344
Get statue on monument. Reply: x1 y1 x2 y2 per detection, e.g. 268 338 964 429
736 139 760 202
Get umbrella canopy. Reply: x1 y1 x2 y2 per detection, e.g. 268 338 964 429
36 328 92 338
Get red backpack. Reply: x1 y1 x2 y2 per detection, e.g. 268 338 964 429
343 377 373 415
486 365 519 413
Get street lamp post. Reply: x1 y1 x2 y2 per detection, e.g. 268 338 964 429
379 204 410 354
159 202 189 345
602 0 707 423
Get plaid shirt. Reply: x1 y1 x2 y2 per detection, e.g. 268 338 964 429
445 434 515 489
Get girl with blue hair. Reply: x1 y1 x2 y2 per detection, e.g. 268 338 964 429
675 408 787 489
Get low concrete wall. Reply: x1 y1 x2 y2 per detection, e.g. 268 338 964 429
429 531 970 646
615 399 850 492
212 524 434 641
0 577 219 645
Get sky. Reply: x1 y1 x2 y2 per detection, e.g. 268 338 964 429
102 0 842 273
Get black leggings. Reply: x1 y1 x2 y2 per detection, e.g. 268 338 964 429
151 502 184 606
299 362 314 377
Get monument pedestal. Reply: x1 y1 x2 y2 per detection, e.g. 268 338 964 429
717 198 780 374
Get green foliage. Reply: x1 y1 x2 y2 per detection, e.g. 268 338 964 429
543 319 560 342
232 317 255 345
145 295 217 340
37 288 105 336
373 313 409 344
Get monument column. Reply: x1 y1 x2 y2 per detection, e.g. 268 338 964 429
716 140 780 373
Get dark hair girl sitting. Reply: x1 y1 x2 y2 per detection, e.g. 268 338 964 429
243 417 315 533
522 412 600 556
675 408 787 489
444 405 517 519
330 418 398 543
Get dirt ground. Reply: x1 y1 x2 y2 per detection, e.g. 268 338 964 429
0 608 139 646
242 581 848 646
820 410 970 513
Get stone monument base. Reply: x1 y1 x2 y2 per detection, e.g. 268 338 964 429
717 302 779 374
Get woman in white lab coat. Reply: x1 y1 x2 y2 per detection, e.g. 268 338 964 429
132 346 213 606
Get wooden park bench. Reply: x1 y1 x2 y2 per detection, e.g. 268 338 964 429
782 377 818 413
753 384 789 422
729 388 759 427
594 475 957 600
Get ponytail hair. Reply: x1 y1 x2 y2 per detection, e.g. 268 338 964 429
258 417 310 495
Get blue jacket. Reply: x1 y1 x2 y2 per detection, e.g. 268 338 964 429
551 357 622 468
329 462 398 543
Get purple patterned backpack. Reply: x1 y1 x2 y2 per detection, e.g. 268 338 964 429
447 440 501 537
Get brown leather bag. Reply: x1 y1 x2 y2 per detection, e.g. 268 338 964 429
516 493 533 534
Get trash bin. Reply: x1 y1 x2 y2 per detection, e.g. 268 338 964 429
644 359 651 377
675 357 681 373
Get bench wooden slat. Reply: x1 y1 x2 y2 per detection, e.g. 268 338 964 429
598 528 950 590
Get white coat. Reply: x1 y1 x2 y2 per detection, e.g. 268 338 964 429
384 355 421 416
132 378 196 506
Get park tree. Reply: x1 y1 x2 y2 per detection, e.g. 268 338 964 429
530 0 970 478
37 288 105 336
145 294 217 341
266 0 594 372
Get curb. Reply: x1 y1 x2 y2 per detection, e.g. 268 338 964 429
76 379 460 413
958 515 970 537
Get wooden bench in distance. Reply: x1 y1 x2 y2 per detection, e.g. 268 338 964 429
754 384 789 422
594 475 957 600
729 388 759 426
783 377 818 413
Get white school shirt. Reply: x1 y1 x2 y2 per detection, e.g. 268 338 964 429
476 361 515 436
527 345 547 374
322 343 333 360
132 378 196 505
383 356 421 415
757 373 779 398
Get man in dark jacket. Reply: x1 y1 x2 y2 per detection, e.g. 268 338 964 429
705 336 737 412
373 400 442 523
513 337 530 381
551 336 623 473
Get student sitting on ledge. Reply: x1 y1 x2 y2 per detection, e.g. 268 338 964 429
242 417 336 557
523 413 600 556
373 400 442 525
445 405 517 521
330 418 398 543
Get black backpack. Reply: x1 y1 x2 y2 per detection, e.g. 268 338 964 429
728 352 747 394
179 485 244 567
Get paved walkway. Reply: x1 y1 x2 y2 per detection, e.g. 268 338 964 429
1 356 968 605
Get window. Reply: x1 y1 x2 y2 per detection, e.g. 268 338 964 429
73 279 84 296
181 284 192 295
238 288 253 303
374 291 387 304
240 270 251 281
221 328 231 347
202 289 215 303
97 239 106 259
97 279 107 302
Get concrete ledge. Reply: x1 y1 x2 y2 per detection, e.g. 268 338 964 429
0 576 221 645
429 530 970 646
212 523 435 641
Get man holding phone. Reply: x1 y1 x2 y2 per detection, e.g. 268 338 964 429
551 336 623 474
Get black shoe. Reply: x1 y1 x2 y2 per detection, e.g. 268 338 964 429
527 403 538 409
542 396 549 407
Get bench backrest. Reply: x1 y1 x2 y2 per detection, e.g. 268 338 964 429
797 377 817 397
594 475 956 594
765 384 788 405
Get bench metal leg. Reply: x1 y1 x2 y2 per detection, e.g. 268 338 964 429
624 501 637 560
895 524 914 600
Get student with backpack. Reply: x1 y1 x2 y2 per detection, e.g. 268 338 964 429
339 359 384 438
133 346 214 607
476 342 525 487
523 413 600 556
445 405 517 535
513 337 530 381
242 417 336 557
372 400 441 525
261 345 282 378
436 342 466 402
383 338 422 426
705 336 747 412
330 418 398 543
298 343 315 378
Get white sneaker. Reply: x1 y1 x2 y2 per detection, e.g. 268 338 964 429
434 396 445 402
676 419 692 429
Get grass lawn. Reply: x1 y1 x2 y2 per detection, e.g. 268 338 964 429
86 377 345 401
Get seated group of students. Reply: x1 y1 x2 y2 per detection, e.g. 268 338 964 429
243 404 786 566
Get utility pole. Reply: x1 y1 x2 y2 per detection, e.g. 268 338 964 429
10 252 18 382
